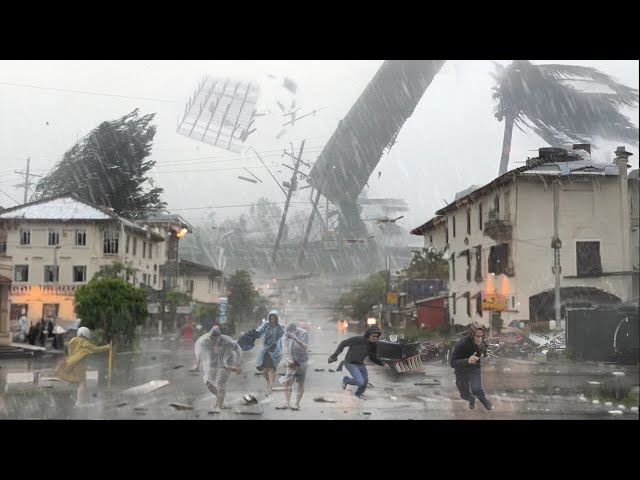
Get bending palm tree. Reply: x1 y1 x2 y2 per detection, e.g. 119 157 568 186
492 60 639 175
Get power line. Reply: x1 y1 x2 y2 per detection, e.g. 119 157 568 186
160 201 314 212
154 148 322 168
0 81 176 103
0 187 20 205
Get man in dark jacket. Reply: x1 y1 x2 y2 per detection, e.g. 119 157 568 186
450 322 493 410
328 325 386 400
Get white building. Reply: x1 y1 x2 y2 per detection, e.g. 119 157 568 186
159 259 222 304
0 194 165 336
411 146 637 328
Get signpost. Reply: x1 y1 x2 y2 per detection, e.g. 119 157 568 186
218 297 228 325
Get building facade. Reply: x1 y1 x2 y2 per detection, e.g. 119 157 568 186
0 194 165 334
412 146 637 328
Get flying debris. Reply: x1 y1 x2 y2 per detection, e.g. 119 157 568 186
238 176 258 184
283 77 297 94
177 76 260 153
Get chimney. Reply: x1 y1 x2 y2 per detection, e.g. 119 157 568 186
614 146 633 301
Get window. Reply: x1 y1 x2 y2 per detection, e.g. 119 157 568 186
452 293 456 315
461 292 470 316
475 245 482 283
494 195 500 213
504 190 511 220
466 210 471 235
476 294 483 317
429 235 433 245
73 266 86 283
9 304 28 322
576 241 602 277
14 265 29 282
75 230 86 246
143 241 147 258
142 273 148 285
188 280 194 294
48 230 59 246
19 229 30 245
445 225 449 244
153 274 157 285
149 243 153 259
451 253 456 281
133 237 137 255
44 265 59 283
452 216 456 238
42 304 59 320
126 235 130 254
464 250 471 282
488 244 510 276
478 203 483 231
103 229 119 254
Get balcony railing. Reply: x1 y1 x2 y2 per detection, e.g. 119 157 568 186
11 284 80 296
484 209 513 242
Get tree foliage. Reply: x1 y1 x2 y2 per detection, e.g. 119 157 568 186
227 270 257 325
74 276 148 351
492 60 638 174
402 247 449 280
336 271 386 320
33 109 166 219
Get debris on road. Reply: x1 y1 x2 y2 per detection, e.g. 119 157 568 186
313 397 337 403
169 403 193 410
122 380 169 396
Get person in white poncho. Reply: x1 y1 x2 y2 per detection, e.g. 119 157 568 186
194 326 243 413
277 321 309 411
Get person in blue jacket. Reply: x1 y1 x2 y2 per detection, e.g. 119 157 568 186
255 309 285 394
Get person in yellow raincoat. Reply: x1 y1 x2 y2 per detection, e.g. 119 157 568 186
55 327 110 406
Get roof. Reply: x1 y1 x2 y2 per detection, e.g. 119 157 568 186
143 214 193 231
410 215 447 236
415 294 449 304
160 259 221 277
0 193 164 241
0 194 112 220
629 169 639 180
435 155 624 217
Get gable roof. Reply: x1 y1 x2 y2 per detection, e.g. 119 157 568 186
0 193 164 241
0 193 113 221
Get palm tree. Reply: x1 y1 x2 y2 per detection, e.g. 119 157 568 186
492 60 639 175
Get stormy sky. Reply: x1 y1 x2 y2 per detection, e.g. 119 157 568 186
0 60 637 236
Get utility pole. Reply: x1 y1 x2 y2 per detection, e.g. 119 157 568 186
298 188 322 269
14 157 42 204
271 140 305 268
551 180 562 330
385 223 391 329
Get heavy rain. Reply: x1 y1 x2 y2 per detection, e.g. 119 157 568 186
0 60 638 420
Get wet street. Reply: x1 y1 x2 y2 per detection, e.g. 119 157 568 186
1 320 638 420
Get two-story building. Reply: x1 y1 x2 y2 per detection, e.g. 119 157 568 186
0 194 165 334
411 145 637 328
159 259 222 303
